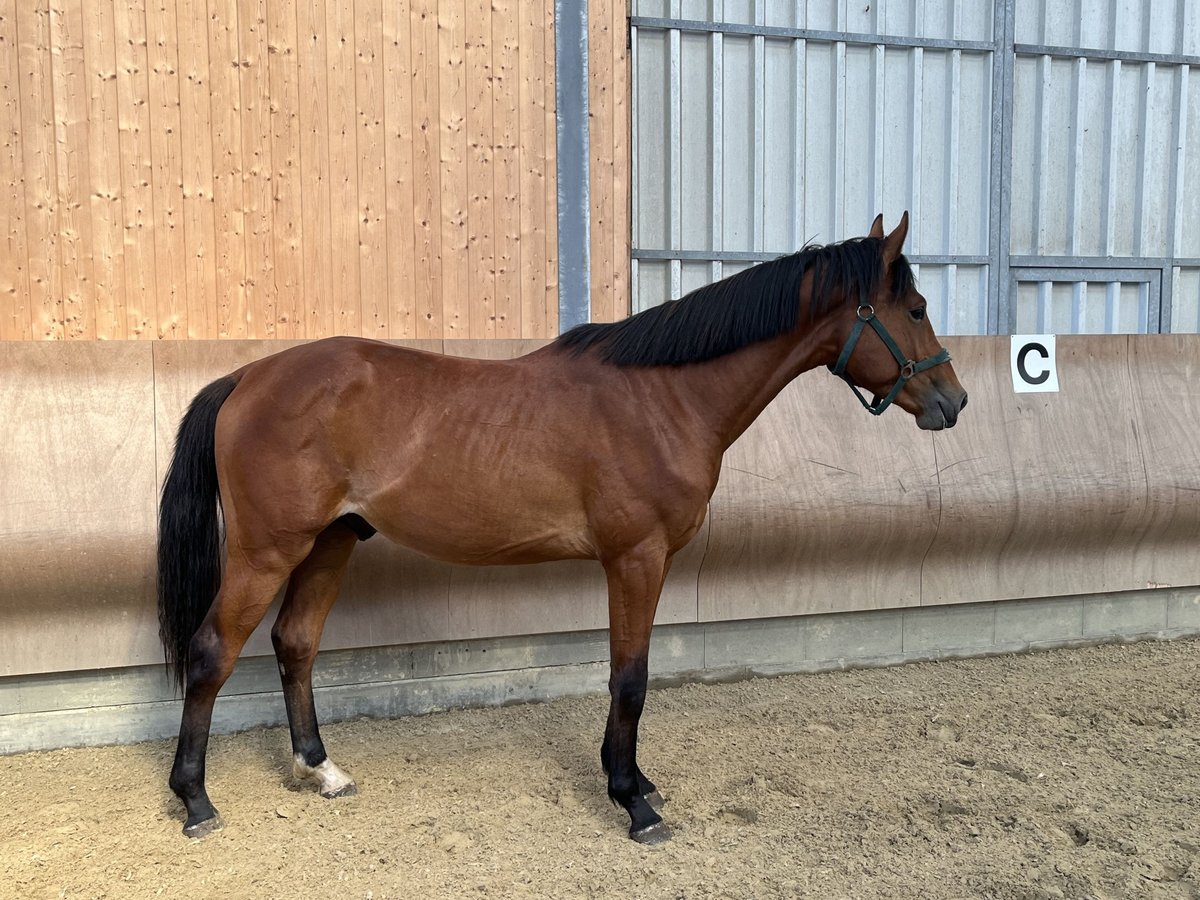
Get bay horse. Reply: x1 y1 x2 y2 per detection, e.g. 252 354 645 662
157 213 967 843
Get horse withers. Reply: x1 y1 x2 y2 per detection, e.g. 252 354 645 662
157 213 967 843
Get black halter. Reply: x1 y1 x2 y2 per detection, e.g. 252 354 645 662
828 303 952 416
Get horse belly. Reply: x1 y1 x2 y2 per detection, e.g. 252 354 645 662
357 478 595 566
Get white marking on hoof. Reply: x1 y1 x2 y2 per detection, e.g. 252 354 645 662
293 754 357 798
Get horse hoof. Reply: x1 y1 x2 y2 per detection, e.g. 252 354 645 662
321 782 358 800
644 790 666 811
630 820 672 845
183 814 224 839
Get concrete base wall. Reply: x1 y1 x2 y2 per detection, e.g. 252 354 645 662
3 586 1197 755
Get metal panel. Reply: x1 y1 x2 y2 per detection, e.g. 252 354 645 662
1009 267 1160 334
632 0 1200 333
630 6 995 328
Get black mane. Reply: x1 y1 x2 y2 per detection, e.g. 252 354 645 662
555 237 915 367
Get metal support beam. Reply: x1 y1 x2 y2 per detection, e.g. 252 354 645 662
555 0 592 331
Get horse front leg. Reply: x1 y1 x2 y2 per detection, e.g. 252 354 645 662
271 520 360 799
601 546 672 844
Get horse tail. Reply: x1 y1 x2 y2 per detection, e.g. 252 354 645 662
157 375 241 692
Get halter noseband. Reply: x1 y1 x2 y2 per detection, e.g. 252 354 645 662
828 303 952 416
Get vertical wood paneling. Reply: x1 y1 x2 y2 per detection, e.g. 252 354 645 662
382 0 416 337
296 0 334 337
49 0 95 340
146 0 186 338
238 0 275 338
1 0 628 342
17 0 63 339
114 0 157 339
356 0 388 336
589 0 616 322
438 0 469 337
491 0 521 337
175 0 215 340
465 0 496 339
267 0 304 338
326 0 360 335
410 0 444 339
542 0 559 334
518 0 548 338
0 0 31 340
207 0 246 338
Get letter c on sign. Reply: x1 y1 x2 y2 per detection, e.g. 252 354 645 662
1016 342 1050 385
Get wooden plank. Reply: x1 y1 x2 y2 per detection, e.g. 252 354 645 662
325 0 361 335
80 0 127 339
238 0 275 337
517 0 548 338
356 0 388 336
588 0 615 324
206 0 247 338
0 0 32 340
611 0 631 322
542 0 558 335
490 0 521 337
296 0 334 337
114 0 158 339
409 0 443 339
382 0 417 338
49 0 94 339
267 0 305 339
145 0 187 338
464 0 495 339
16 0 62 339
175 0 216 339
438 0 469 338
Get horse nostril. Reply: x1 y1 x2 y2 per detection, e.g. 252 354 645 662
959 393 969 412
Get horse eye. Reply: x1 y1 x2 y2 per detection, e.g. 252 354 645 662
910 307 926 322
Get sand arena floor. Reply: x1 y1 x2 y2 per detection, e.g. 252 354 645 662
2 638 1197 899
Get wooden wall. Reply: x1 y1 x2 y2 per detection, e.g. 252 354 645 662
3 336 1199 676
0 0 631 341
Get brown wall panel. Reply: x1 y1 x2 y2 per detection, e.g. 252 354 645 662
6 336 1197 678
0 343 158 675
698 372 941 621
924 337 1157 603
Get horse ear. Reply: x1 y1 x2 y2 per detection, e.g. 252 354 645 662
868 213 884 238
883 211 909 265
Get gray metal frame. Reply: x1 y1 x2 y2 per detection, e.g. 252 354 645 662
628 1 1199 335
555 0 592 331
1007 266 1163 334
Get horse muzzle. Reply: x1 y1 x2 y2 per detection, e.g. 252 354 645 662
915 389 968 431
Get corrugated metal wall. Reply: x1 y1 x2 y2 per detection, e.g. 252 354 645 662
631 0 1200 336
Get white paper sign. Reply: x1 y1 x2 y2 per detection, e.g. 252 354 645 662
1011 335 1059 393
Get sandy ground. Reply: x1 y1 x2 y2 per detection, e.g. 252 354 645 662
2 638 1198 900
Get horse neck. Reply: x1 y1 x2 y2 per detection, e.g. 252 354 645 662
656 315 841 452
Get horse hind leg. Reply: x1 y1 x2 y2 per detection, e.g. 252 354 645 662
272 518 361 799
169 554 298 838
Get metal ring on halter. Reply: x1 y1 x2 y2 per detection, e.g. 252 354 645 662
857 304 875 320
900 360 917 379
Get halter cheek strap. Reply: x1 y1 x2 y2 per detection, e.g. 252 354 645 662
828 304 952 416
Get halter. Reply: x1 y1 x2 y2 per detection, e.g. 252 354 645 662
828 303 952 416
